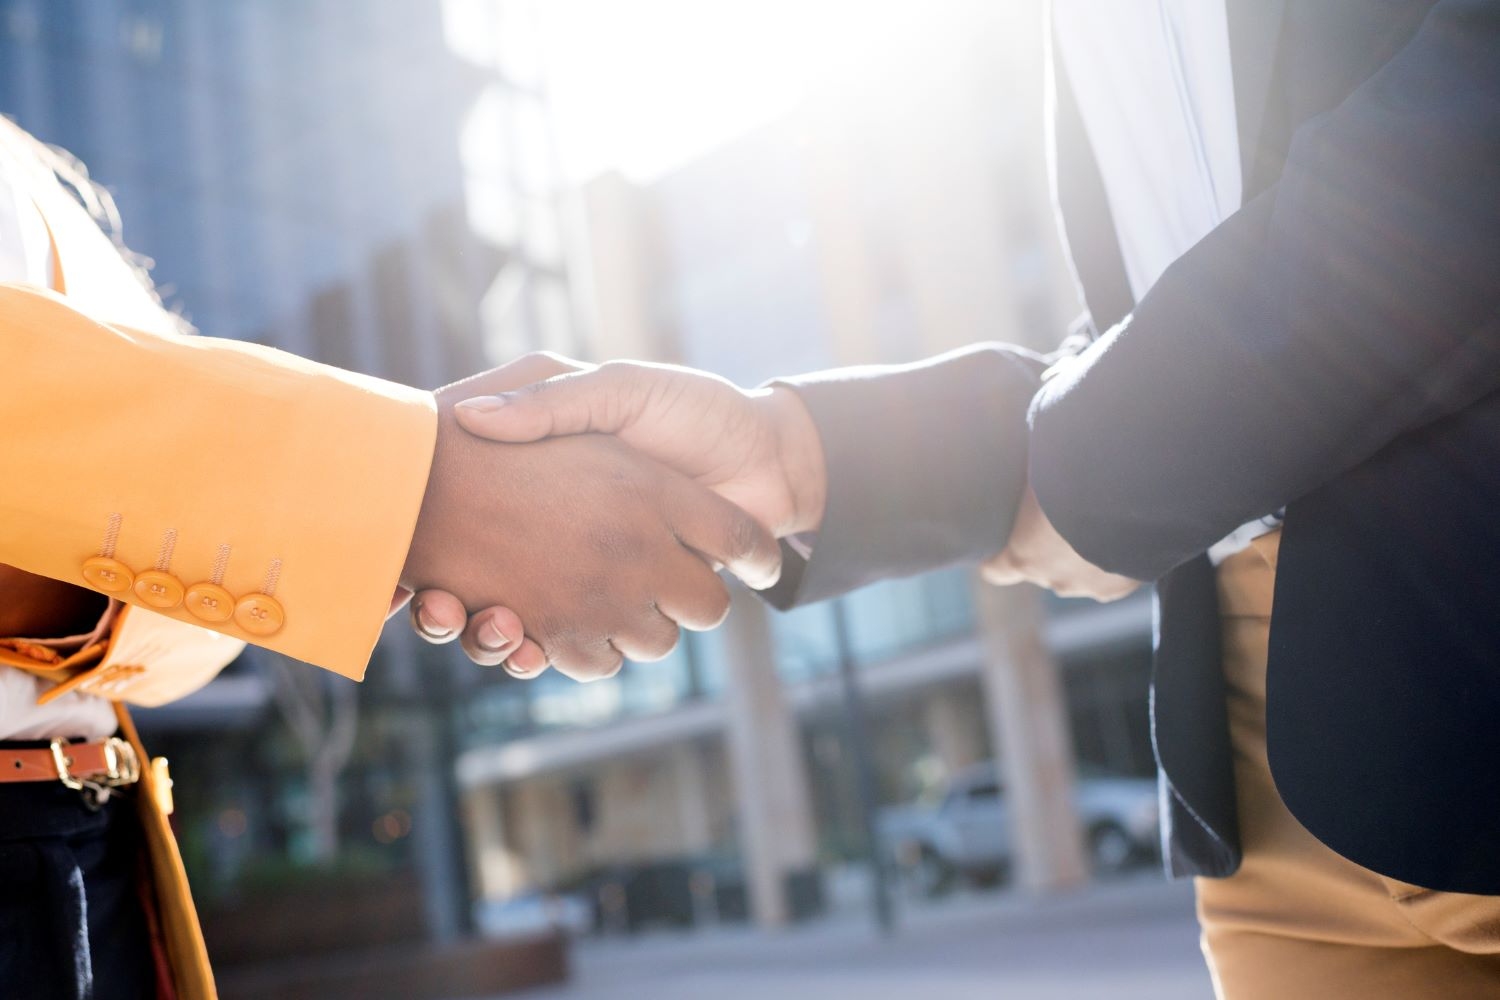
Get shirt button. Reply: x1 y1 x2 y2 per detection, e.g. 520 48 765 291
82 557 134 593
133 570 185 610
184 582 235 623
234 594 285 636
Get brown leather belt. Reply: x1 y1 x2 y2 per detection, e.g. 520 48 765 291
0 736 141 789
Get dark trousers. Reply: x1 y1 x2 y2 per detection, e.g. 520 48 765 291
0 744 155 1000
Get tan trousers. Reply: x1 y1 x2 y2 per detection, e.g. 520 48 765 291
1196 531 1500 998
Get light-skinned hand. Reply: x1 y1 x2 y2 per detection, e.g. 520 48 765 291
455 358 828 537
979 483 1141 602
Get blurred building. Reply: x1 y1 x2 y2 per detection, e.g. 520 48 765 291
0 0 581 373
453 7 1156 931
0 0 584 953
2 0 1157 949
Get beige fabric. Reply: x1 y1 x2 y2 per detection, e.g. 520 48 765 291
1196 530 1500 999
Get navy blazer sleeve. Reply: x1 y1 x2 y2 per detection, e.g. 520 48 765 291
1029 0 1500 581
760 345 1044 609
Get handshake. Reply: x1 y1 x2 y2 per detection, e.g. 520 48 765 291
393 353 830 681
395 352 1140 682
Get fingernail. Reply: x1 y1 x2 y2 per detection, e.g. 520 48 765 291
416 606 454 640
456 395 506 413
504 661 533 678
478 619 511 652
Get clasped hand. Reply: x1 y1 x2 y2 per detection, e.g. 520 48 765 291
393 354 819 681
397 353 1137 681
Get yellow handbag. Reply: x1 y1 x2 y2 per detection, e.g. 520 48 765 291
115 703 218 1000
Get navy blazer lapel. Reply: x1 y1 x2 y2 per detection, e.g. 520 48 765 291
1228 0 1286 203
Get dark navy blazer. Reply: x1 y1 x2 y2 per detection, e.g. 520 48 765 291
766 0 1500 893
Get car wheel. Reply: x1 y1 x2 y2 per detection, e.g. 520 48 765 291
1088 822 1135 876
965 864 1006 890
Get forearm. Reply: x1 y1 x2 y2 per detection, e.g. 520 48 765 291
0 283 436 679
761 344 1047 608
1030 0 1500 580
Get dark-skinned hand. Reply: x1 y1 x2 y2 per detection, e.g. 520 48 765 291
396 360 782 681
409 354 828 677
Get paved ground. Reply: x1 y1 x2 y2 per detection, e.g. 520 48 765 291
512 877 1214 1000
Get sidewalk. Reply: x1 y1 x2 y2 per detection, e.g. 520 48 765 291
510 876 1213 1000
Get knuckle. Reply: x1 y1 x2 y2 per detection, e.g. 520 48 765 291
550 637 622 682
702 580 732 628
523 612 572 656
596 359 636 378
548 646 587 680
581 650 625 681
532 351 587 379
641 621 681 661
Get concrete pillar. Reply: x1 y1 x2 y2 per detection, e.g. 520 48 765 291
462 782 526 901
973 580 1089 892
592 757 691 860
720 586 819 927
511 780 579 889
922 687 988 775
669 742 716 855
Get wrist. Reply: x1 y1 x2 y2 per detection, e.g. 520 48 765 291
756 386 827 535
401 400 455 590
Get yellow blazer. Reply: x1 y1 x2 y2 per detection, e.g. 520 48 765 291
1 118 440 999
0 118 437 693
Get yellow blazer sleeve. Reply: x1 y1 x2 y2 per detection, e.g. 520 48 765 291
0 282 436 680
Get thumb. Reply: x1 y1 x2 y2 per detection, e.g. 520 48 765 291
453 368 631 443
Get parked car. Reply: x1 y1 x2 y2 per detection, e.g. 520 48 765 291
877 762 1159 896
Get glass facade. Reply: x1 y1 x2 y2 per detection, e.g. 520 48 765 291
0 0 576 382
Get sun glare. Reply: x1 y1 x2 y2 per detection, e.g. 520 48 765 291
536 0 936 183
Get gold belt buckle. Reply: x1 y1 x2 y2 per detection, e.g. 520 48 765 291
100 736 141 786
49 738 85 791
49 736 141 793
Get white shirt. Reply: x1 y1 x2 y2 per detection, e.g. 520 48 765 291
0 148 118 741
1053 0 1242 300
1053 0 1280 563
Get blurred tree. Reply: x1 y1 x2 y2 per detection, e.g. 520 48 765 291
268 654 360 862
